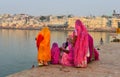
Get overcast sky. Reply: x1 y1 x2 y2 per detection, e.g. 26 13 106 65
0 0 120 16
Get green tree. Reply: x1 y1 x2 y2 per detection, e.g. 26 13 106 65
40 16 46 22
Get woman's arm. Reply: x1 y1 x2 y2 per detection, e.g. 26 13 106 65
59 47 69 53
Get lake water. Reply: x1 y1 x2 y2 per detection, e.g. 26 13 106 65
0 29 113 77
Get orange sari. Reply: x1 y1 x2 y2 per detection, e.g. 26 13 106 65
36 27 51 63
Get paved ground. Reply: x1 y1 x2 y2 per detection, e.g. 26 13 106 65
7 42 120 77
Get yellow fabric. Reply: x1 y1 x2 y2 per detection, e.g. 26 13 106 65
36 27 51 62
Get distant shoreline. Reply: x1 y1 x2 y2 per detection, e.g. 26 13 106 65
0 26 116 32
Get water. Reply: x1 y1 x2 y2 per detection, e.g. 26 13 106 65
0 29 113 77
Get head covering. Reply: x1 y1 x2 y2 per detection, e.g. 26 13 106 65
74 19 88 36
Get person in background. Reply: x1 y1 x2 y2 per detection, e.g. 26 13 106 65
35 27 51 66
100 37 103 45
72 19 89 68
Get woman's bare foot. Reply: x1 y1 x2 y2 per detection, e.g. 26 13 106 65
44 61 48 66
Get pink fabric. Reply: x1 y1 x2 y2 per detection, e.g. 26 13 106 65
87 34 99 63
61 44 74 66
94 48 99 60
73 19 89 67
51 42 60 64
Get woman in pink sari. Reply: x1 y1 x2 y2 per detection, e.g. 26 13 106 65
87 34 99 63
73 19 89 68
51 42 60 64
60 36 74 66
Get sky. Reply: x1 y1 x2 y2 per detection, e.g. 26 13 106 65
0 0 120 16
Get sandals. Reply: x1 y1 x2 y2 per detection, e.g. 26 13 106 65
38 61 48 66
38 62 43 67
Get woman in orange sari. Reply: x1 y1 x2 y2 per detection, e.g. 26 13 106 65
35 27 51 66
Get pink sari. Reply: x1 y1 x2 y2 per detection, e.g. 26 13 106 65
87 34 99 63
61 43 74 66
51 42 60 64
73 20 89 67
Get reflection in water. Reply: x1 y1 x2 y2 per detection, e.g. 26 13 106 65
0 29 112 77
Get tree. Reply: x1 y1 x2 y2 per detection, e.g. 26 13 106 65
68 14 74 18
40 16 46 22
